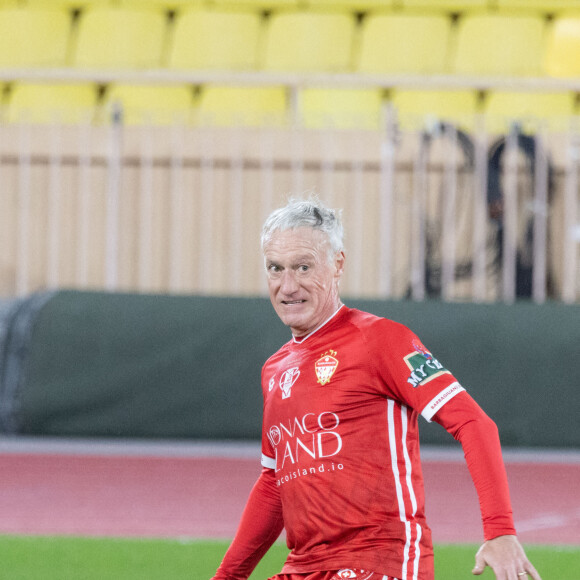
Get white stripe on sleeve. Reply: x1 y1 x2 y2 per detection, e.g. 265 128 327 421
261 453 276 469
421 382 465 423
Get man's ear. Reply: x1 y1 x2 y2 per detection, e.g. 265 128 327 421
335 251 346 279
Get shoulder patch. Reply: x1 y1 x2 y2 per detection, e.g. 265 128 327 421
404 347 449 388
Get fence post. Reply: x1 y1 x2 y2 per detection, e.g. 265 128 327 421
104 102 123 291
473 115 488 302
46 122 63 289
229 126 244 293
502 126 518 303
198 126 215 293
378 103 395 298
169 123 185 294
441 124 458 301
16 123 32 297
532 127 549 303
411 129 428 301
76 117 93 288
562 126 579 303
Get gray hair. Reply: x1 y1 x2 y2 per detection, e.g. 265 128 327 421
261 197 344 259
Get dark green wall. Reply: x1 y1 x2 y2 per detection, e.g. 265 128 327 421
1 291 578 447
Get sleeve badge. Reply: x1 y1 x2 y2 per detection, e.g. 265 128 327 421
405 340 449 388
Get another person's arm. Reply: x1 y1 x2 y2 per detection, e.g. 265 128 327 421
433 391 541 580
211 467 284 580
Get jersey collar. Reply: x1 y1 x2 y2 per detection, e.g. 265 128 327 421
292 304 345 345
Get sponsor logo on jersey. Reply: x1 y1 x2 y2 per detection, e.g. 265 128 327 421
268 376 275 392
404 342 449 388
315 349 339 385
332 570 375 580
266 411 343 472
268 425 282 446
279 367 300 399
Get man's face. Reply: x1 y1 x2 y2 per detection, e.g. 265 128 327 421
263 227 345 337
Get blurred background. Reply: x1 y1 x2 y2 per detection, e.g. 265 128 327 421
0 0 578 446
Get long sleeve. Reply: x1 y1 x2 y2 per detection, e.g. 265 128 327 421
432 391 516 541
212 467 285 580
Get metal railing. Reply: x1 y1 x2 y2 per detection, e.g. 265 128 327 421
0 103 578 304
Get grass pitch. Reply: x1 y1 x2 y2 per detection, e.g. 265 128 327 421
0 536 576 579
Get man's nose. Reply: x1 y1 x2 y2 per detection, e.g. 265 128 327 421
280 270 299 294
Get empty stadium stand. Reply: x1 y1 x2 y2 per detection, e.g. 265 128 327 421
483 90 577 134
401 0 486 11
452 13 546 76
5 82 98 124
0 0 578 302
495 0 580 13
167 7 262 70
544 15 580 78
306 0 395 9
196 85 287 126
0 7 71 67
73 6 168 69
357 12 453 74
298 87 384 129
390 88 480 130
211 0 298 8
262 10 356 72
102 83 195 125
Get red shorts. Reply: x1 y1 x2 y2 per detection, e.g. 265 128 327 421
268 570 399 580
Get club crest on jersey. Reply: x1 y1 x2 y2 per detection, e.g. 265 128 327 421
332 570 374 580
315 350 339 385
404 342 449 388
279 367 300 399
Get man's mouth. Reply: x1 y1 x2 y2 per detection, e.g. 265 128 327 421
282 300 306 305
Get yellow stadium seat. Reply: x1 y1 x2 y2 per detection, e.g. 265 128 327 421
0 7 71 67
168 8 262 70
452 14 546 76
210 0 299 8
299 88 384 130
483 90 576 134
496 0 580 13
263 10 355 72
305 1 395 10
118 0 203 10
102 84 195 125
5 83 98 124
25 0 112 9
73 6 168 69
390 89 480 131
544 16 580 77
358 13 452 74
401 0 486 11
196 85 287 126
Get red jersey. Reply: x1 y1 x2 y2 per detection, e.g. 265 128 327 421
260 306 466 580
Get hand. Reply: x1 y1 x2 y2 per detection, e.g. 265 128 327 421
472 535 541 579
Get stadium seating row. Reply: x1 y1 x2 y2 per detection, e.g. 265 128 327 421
1 5 580 129
1 5 580 76
8 1 580 15
1 82 577 132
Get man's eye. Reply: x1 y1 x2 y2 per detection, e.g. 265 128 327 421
299 265 309 272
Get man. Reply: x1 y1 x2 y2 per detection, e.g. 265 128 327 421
212 198 541 580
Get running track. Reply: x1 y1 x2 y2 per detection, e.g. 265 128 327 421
0 438 578 546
